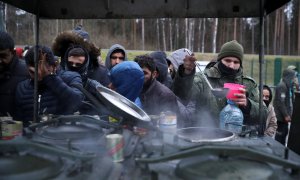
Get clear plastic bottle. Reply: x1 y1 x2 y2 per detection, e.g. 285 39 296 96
219 100 244 134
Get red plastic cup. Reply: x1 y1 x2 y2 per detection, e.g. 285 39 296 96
224 83 245 100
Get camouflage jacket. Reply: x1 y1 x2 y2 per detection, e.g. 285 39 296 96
190 61 267 127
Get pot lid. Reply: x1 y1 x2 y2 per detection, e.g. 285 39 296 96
96 86 150 122
176 157 276 179
176 127 235 143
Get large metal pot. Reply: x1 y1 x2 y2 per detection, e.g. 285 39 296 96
176 127 235 143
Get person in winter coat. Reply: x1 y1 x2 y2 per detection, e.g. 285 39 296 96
109 61 144 108
263 85 277 137
52 29 111 87
274 68 297 145
62 45 104 114
15 45 84 127
105 44 127 70
167 48 195 105
149 51 173 89
135 55 187 126
0 31 29 117
177 40 268 128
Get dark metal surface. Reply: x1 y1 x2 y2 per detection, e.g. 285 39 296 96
1 0 290 19
288 92 300 155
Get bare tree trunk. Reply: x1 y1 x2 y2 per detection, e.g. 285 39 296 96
288 22 291 55
201 18 206 53
161 19 166 51
176 19 179 49
185 18 188 48
252 25 255 54
156 19 160 50
273 11 278 55
233 18 237 40
133 19 137 50
169 18 173 51
212 18 218 53
266 16 269 55
141 19 145 50
280 9 285 55
197 19 202 52
239 18 243 44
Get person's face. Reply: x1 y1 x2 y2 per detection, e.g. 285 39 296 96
68 55 85 68
110 52 124 67
0 49 14 71
263 89 270 101
142 67 156 84
221 57 240 70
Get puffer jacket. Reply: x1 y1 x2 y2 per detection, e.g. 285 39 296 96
105 44 128 70
190 61 267 127
0 56 29 117
15 70 84 127
52 31 111 87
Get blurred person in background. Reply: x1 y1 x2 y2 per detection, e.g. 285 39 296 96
263 85 277 137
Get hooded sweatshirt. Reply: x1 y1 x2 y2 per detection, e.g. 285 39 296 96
110 61 144 105
149 51 172 88
105 44 128 70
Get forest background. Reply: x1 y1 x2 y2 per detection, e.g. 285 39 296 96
1 1 300 85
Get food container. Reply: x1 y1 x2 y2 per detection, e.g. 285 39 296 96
106 134 124 162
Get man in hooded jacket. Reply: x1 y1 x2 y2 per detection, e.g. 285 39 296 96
176 40 267 128
274 68 297 145
52 30 111 87
105 44 128 70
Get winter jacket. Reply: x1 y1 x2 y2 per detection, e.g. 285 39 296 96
15 70 84 126
0 56 29 117
105 44 128 70
265 104 277 137
110 61 144 104
140 80 182 123
52 31 111 87
149 51 172 88
273 69 296 123
190 61 267 127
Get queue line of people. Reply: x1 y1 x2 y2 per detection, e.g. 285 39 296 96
1 28 296 142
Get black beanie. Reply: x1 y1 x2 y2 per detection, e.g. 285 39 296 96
25 45 56 67
68 47 86 57
217 40 244 64
0 31 14 50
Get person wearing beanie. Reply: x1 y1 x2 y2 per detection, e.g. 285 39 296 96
274 68 297 145
174 40 267 129
72 25 89 41
15 45 84 127
0 31 29 118
109 61 144 107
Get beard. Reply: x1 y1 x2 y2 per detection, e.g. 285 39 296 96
263 100 270 107
142 76 154 92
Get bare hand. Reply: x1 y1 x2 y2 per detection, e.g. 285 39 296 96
284 116 291 123
38 52 53 81
231 88 247 107
183 55 196 75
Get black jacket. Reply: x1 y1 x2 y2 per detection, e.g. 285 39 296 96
0 56 29 117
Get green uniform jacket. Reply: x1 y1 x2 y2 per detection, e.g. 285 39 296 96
191 62 267 127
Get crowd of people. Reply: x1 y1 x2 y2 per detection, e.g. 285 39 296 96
0 25 298 144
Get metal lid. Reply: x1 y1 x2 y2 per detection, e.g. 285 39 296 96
96 86 150 122
176 127 235 143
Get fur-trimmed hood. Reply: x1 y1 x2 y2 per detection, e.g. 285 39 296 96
52 31 100 68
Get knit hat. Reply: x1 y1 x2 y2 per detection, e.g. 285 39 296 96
72 25 89 41
217 40 244 63
0 31 14 50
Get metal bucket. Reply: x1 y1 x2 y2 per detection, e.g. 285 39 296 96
176 127 235 143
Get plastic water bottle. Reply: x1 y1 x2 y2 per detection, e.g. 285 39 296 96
159 111 177 144
219 100 244 134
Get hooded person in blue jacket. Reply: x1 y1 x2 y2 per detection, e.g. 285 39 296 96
15 45 84 127
109 61 144 108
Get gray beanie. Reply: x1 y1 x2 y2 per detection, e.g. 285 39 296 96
217 40 244 63
167 48 192 71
